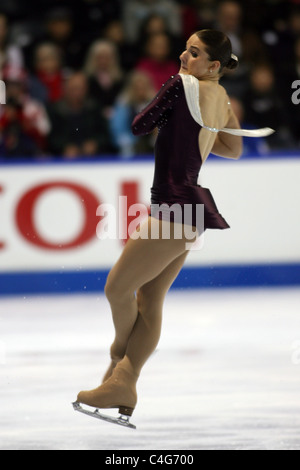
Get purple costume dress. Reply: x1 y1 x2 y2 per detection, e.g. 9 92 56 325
132 74 230 232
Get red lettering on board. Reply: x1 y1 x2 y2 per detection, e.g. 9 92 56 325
16 182 100 250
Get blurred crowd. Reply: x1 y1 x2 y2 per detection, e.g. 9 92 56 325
0 0 299 159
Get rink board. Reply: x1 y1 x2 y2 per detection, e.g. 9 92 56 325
0 154 299 295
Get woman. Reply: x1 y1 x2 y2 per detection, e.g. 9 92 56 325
135 32 179 92
84 39 124 119
32 43 64 103
75 30 273 423
0 12 24 77
110 70 156 157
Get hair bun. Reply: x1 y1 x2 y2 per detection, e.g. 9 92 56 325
226 53 239 70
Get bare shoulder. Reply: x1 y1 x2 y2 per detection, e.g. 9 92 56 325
215 83 228 101
216 83 227 94
215 83 231 109
198 80 216 91
199 80 227 99
198 81 231 129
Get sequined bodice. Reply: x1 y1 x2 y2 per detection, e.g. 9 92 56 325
132 74 202 190
131 74 230 231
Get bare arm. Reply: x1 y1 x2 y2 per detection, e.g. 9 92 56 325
211 106 243 159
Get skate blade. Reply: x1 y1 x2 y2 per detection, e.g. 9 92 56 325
72 402 136 430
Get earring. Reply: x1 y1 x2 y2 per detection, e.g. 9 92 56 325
210 69 213 73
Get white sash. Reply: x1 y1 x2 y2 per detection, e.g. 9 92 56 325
179 73 275 137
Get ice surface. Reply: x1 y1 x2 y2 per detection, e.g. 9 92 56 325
1 288 300 450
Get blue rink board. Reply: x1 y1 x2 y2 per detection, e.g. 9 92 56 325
0 263 300 296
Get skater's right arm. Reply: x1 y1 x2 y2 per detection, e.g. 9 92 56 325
131 75 183 136
211 105 243 159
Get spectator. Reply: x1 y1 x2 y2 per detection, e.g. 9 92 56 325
18 5 89 72
103 20 137 72
135 32 179 91
215 1 249 98
41 7 86 71
0 11 24 78
122 0 182 44
194 0 218 30
84 39 125 118
136 13 184 62
110 71 156 157
0 66 51 157
73 0 122 43
262 6 300 68
178 0 202 38
244 63 294 150
47 72 113 158
0 0 299 155
286 7 300 61
242 30 270 66
215 1 244 52
216 1 270 94
31 42 65 103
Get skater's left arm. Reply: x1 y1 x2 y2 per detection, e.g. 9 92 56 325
132 75 182 136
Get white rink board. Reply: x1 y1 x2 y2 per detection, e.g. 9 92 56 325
0 157 299 273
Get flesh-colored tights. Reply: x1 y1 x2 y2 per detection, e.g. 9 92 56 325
77 217 198 411
104 216 196 379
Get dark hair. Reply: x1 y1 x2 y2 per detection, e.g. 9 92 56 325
196 29 238 73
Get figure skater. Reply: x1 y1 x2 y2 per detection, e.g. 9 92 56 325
74 30 273 425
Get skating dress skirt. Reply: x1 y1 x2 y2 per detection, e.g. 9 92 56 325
131 74 230 233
